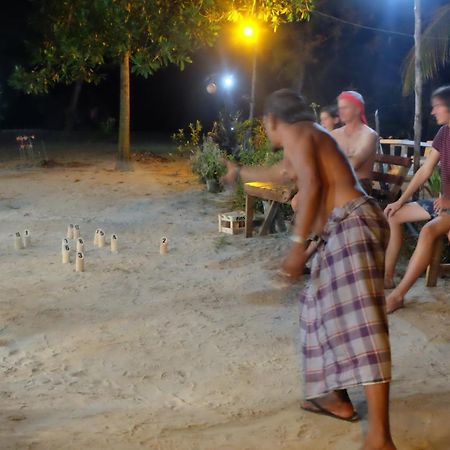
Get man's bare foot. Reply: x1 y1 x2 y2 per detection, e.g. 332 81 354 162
386 290 404 314
384 278 396 289
301 390 356 420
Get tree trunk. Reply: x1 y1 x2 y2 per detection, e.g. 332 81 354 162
413 0 422 176
64 80 83 131
116 51 132 170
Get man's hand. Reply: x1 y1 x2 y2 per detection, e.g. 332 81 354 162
434 196 450 215
281 244 306 282
220 160 239 187
384 200 403 219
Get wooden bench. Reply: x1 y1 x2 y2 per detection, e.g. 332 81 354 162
371 154 412 208
244 182 296 238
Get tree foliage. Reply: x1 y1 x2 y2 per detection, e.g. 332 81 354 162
402 5 450 95
10 0 314 94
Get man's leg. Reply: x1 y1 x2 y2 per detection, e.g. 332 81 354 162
387 215 450 313
384 203 430 288
362 383 396 450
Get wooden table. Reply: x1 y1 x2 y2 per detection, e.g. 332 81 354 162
244 182 296 238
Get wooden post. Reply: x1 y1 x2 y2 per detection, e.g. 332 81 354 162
425 238 443 287
245 194 255 238
249 44 257 122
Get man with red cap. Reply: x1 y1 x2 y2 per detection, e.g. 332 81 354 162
332 91 378 194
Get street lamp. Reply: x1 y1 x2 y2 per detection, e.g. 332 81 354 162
222 74 235 90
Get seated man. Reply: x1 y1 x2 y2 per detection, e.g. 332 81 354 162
384 85 450 313
292 91 377 213
332 91 378 195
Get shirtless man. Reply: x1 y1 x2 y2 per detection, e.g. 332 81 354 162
332 91 378 194
384 85 450 313
291 92 375 213
222 89 396 450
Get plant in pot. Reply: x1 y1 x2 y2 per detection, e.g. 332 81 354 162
191 139 227 193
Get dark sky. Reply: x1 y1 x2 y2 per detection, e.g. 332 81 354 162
0 0 449 139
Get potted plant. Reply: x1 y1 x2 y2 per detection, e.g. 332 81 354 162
191 139 226 193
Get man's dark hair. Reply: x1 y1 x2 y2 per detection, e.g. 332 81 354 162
264 89 316 124
321 105 339 118
432 85 450 109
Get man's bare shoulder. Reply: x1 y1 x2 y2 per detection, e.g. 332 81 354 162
362 125 379 139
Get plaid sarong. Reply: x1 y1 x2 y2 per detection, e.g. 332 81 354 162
300 196 391 399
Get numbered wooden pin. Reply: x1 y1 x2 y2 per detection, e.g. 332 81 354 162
93 229 100 247
111 234 118 253
75 252 85 272
67 224 74 240
76 238 85 253
73 224 81 239
62 245 70 264
61 238 69 252
15 232 24 250
160 237 168 255
97 230 106 248
23 230 31 248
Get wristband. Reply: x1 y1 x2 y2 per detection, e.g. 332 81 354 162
290 234 306 245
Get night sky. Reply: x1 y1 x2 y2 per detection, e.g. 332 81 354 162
1 0 449 140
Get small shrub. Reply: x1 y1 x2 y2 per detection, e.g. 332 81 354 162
191 139 227 182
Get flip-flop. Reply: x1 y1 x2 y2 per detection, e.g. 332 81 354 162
301 399 360 423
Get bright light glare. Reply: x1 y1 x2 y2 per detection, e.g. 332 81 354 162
223 75 234 89
243 26 254 37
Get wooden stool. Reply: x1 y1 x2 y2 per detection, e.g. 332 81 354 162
425 237 450 286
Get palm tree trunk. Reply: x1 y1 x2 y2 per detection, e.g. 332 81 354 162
413 0 422 176
117 51 131 170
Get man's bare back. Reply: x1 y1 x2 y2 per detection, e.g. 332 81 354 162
283 122 363 235
332 124 378 181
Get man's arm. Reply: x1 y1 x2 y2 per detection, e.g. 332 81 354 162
385 148 440 217
397 149 440 203
224 160 293 186
350 132 378 171
281 136 322 280
290 137 322 240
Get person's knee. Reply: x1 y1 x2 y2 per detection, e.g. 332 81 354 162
419 223 440 242
387 215 401 228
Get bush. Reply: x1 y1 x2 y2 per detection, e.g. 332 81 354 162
191 139 227 182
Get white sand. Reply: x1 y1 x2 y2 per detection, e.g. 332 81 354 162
0 152 449 450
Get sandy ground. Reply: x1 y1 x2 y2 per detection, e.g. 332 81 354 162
0 150 449 450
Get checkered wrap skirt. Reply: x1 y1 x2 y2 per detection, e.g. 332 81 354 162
300 196 391 399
